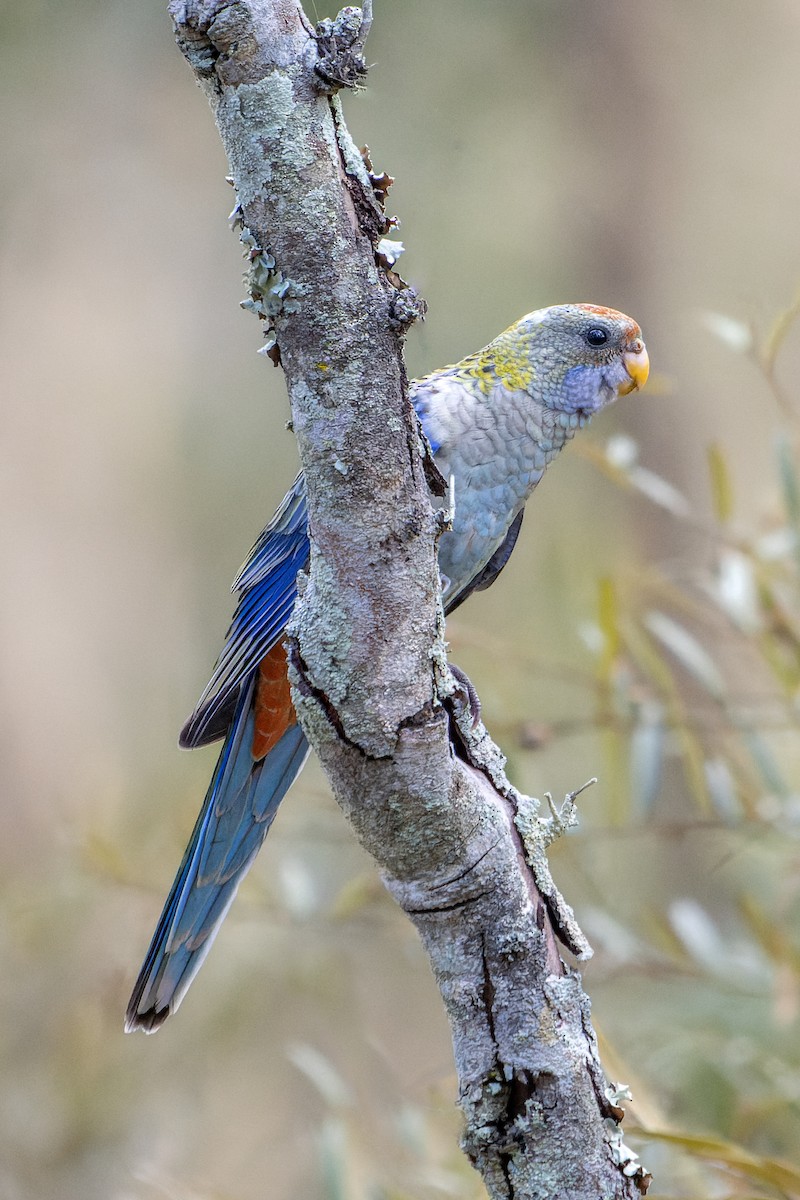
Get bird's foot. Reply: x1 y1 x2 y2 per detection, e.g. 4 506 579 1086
448 662 482 728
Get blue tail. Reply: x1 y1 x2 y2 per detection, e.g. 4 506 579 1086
125 678 308 1032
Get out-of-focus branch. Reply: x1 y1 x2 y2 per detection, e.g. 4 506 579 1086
167 1 648 1194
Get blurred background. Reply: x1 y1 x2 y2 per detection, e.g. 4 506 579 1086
2 1 800 1197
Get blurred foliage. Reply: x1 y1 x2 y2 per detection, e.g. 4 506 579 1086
2 0 800 1198
565 304 800 1199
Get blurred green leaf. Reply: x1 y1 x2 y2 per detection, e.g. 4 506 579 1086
743 729 792 799
776 434 800 532
637 1127 800 1198
701 310 754 354
714 550 760 633
598 576 621 678
704 757 741 822
629 703 666 815
319 1117 354 1200
287 1043 355 1109
668 899 725 970
763 290 800 372
332 872 383 919
623 618 712 810
707 443 734 524
737 893 796 970
629 465 692 517
644 611 726 702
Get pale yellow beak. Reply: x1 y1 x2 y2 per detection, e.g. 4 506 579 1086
619 339 649 395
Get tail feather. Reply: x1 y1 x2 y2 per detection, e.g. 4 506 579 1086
197 720 308 886
126 683 309 1033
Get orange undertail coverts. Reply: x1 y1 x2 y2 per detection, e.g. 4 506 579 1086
252 640 296 760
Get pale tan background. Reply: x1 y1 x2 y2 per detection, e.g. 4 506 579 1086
2 2 800 1197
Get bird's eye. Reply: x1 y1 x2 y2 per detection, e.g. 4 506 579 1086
585 327 609 347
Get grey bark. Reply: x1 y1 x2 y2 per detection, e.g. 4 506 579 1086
167 1 650 1195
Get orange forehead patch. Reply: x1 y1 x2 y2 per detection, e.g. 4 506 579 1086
573 303 641 338
252 640 297 760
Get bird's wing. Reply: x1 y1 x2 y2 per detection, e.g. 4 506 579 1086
444 509 525 614
180 474 310 749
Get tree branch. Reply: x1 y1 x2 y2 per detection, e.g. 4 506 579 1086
167 1 650 1194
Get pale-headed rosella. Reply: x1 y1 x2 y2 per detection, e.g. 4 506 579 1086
125 303 649 1032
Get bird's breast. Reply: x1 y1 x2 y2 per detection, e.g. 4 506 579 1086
413 375 572 602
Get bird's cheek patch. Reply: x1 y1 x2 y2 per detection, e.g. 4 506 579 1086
559 364 604 414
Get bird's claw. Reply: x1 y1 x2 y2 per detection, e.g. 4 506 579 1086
448 663 482 728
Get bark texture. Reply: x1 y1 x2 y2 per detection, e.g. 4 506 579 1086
168 2 649 1195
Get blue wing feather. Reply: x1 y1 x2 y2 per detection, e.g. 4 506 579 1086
180 474 310 749
232 472 310 591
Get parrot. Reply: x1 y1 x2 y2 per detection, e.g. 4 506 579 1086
125 302 649 1032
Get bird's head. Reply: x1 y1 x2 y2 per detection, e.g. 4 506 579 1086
503 303 649 419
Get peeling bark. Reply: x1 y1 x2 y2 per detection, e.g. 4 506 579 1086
167 1 649 1194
